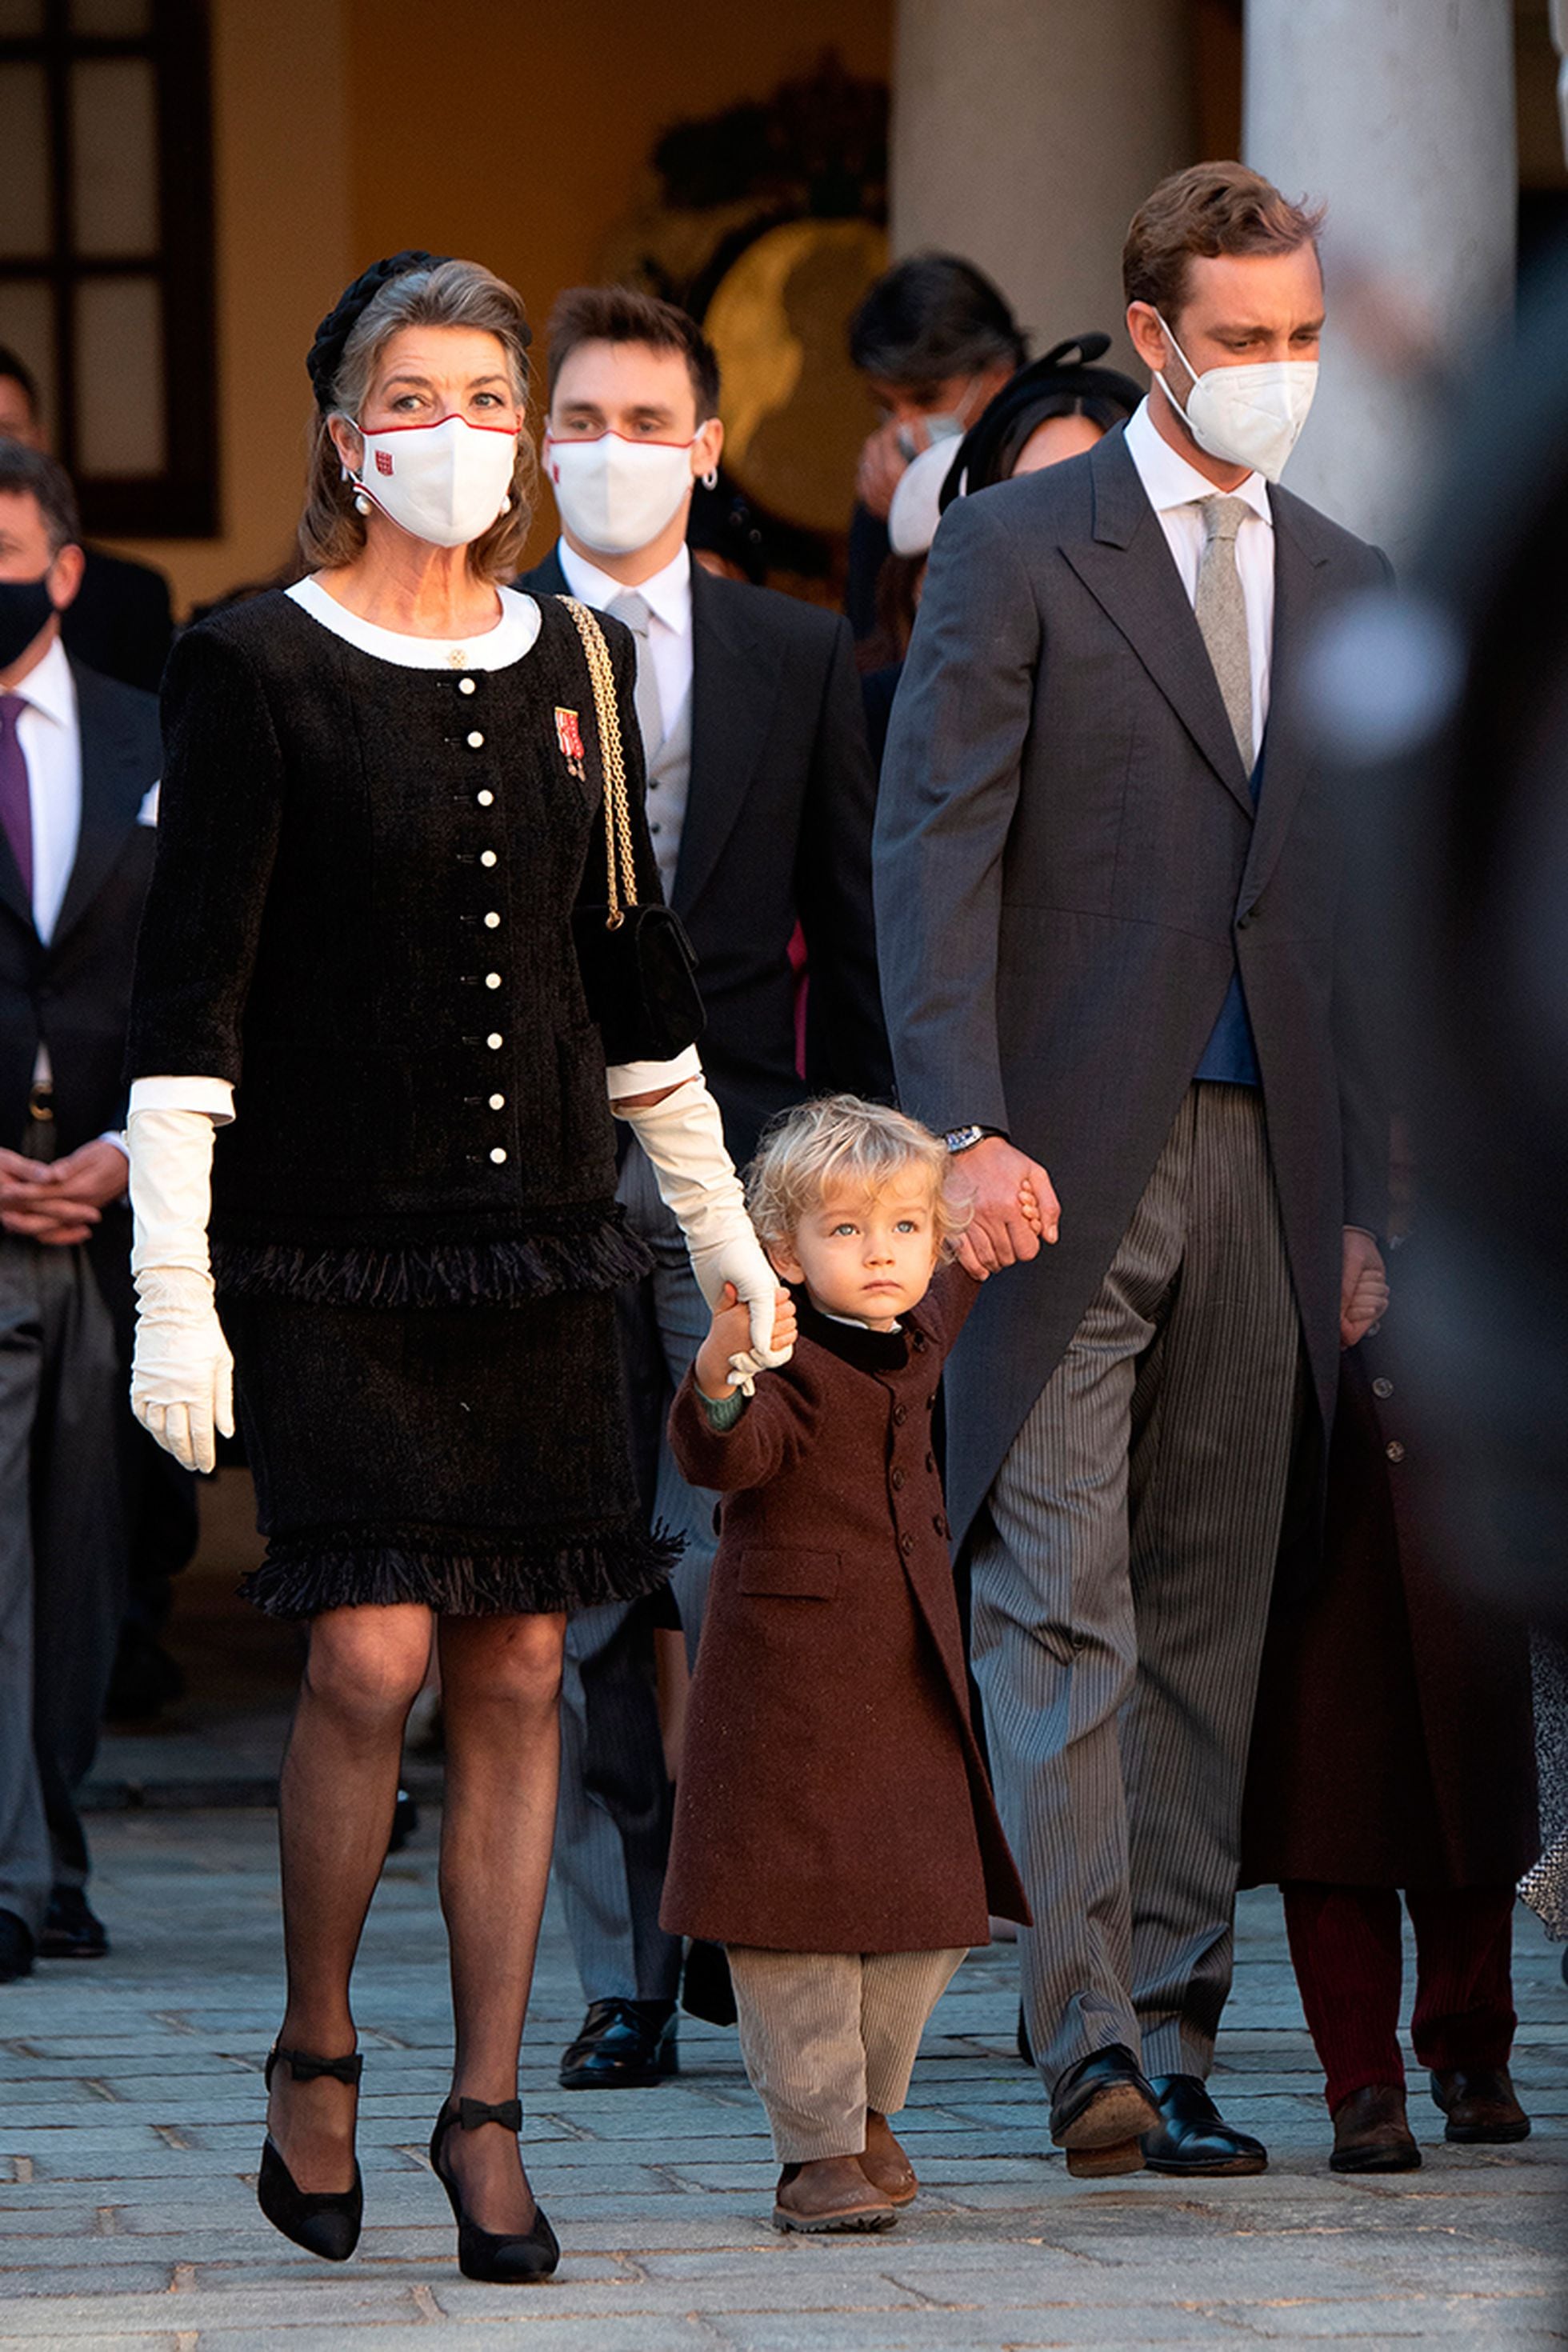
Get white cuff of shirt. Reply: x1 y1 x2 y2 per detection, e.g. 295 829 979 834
606 1045 704 1104
127 1075 237 1125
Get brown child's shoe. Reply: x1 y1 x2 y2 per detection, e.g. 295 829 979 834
860 2110 918 2206
1330 2082 1421 2173
1430 2066 1530 2144
773 2155 898 2234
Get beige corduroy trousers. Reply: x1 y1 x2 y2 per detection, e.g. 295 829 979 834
726 1945 966 2162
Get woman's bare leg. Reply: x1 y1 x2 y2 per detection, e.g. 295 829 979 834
268 1602 434 2190
434 1609 566 2234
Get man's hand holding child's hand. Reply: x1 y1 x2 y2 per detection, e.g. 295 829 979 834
951 1137 1058 1281
698 1282 797 1401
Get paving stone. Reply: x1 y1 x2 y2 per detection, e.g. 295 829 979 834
706 2312 1253 2348
0 1813 1559 2350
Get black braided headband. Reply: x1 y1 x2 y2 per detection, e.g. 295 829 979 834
308 250 536 412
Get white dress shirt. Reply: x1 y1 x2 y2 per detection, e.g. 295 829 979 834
10 634 82 947
555 538 694 742
1122 396 1274 766
6 634 133 1155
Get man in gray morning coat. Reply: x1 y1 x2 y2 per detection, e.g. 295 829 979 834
874 162 1390 2181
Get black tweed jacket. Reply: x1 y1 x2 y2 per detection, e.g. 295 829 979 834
127 589 674 1305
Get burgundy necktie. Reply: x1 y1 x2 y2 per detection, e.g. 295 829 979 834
0 694 33 902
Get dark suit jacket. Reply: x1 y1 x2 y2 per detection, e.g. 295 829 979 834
61 548 175 697
522 549 890 1164
0 657 160 1326
875 425 1389 1548
0 658 160 1154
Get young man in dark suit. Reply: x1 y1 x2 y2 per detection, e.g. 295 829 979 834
521 286 889 2088
0 442 167 1981
876 163 1390 2178
0 350 174 695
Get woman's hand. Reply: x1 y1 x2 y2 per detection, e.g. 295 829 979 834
131 1266 234 1474
614 1076 795 1366
696 1282 797 1401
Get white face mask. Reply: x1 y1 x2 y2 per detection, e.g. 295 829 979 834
894 376 986 462
1154 314 1318 483
546 430 698 556
350 412 518 548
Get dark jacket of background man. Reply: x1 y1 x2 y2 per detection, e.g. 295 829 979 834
0 352 174 697
0 664 160 1170
60 549 174 699
523 542 890 1166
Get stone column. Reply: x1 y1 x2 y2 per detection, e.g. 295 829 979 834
890 0 1195 365
1244 0 1516 557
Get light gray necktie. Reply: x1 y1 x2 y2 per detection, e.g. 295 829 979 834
606 590 665 762
1194 495 1254 770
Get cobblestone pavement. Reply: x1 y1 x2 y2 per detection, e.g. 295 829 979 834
0 1807 1562 2349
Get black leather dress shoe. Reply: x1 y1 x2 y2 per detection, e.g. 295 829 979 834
558 1998 678 2090
38 1887 108 1959
0 1910 34 1982
1142 2074 1267 2175
1048 2043 1161 2178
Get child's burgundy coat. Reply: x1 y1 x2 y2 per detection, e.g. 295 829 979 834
660 1262 1030 1954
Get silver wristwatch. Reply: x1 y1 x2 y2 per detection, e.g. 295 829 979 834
944 1124 1007 1154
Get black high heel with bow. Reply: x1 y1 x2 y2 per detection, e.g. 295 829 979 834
257 2046 364 2262
429 2094 559 2282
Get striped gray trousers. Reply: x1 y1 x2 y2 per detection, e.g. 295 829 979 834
970 1083 1303 2090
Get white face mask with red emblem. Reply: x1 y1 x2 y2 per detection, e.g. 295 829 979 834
348 412 518 548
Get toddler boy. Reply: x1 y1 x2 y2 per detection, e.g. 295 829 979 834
662 1095 1030 2231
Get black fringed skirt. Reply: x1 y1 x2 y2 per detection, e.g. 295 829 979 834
222 1286 678 1619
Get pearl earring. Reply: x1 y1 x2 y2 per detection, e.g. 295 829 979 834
501 494 513 514
353 491 373 517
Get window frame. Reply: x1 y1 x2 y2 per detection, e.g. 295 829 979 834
0 0 218 538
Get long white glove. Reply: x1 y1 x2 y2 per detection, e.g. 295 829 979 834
127 1106 234 1475
614 1075 792 1378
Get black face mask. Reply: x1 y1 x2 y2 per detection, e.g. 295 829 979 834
0 573 57 672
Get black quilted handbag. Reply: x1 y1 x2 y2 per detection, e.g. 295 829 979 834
561 595 706 1065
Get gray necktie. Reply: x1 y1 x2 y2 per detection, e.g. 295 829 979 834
606 590 666 762
1194 495 1254 771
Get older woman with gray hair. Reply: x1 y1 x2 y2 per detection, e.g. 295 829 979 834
122 253 783 2282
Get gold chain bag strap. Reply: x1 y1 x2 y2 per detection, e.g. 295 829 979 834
560 596 640 928
558 595 705 1063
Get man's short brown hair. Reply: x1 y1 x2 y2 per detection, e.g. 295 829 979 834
1122 162 1326 324
546 286 720 421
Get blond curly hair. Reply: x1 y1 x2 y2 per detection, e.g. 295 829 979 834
746 1094 968 1258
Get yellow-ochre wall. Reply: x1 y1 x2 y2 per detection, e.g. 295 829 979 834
106 0 893 614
